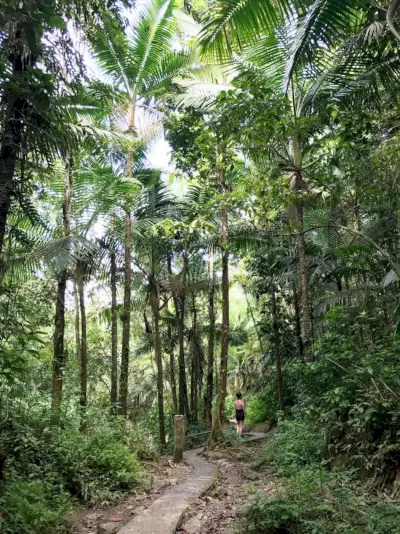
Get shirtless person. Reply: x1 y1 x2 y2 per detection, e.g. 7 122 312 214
233 392 245 437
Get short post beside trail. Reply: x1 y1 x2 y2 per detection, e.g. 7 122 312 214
174 414 185 462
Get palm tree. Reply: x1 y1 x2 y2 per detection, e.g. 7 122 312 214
90 0 194 416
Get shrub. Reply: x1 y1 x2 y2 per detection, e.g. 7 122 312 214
263 419 326 475
0 478 72 534
241 467 400 534
51 428 144 504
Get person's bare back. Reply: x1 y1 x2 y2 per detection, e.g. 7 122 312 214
233 393 245 437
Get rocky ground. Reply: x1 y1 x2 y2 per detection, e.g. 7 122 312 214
177 437 281 534
69 460 192 534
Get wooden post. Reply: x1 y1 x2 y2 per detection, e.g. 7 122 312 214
174 415 185 462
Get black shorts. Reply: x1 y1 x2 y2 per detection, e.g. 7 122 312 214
235 409 245 422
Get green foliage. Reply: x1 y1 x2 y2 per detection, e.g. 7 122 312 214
0 478 71 534
52 428 144 504
263 420 326 475
241 428 400 534
242 468 400 534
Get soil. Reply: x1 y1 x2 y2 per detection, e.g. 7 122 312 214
69 459 192 534
177 438 282 534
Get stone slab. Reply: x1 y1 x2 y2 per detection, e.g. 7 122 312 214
118 448 217 534
118 434 269 534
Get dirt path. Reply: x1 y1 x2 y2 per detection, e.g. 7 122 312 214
70 460 193 534
177 438 279 534
70 432 272 534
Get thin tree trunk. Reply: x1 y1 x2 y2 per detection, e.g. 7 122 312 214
205 245 215 427
178 252 190 417
271 284 284 412
191 291 199 424
295 202 313 360
292 280 304 359
150 281 166 449
119 103 135 417
290 126 312 361
243 285 264 354
51 275 67 423
51 158 72 423
110 240 118 415
77 266 88 431
168 323 178 414
119 211 132 417
74 281 81 364
211 167 229 441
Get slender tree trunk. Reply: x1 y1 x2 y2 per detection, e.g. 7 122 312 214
271 284 284 412
150 281 166 449
110 241 118 415
74 281 81 364
291 128 313 361
292 280 304 359
211 167 229 441
178 252 190 417
119 103 135 417
77 267 88 431
295 202 312 360
168 323 178 414
191 292 199 424
205 246 215 427
119 211 132 416
51 158 72 423
243 285 264 354
51 276 67 423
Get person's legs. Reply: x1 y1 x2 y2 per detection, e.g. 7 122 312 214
239 420 243 437
236 419 240 435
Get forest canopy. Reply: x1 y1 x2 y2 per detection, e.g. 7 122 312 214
1 0 400 532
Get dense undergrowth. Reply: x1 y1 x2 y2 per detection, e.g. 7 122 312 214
237 310 400 534
240 419 400 533
0 406 150 534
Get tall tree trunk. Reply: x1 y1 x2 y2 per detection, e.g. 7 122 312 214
205 245 215 427
295 201 312 360
119 103 135 417
77 266 88 431
110 239 118 415
271 284 284 412
74 281 81 364
292 280 304 359
51 158 72 423
51 275 67 423
168 323 178 414
243 284 264 354
291 128 313 361
191 292 199 424
150 281 166 449
119 211 132 416
211 167 229 441
177 252 190 417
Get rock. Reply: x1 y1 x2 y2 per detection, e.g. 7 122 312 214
236 506 247 519
97 522 121 534
129 506 144 517
214 486 228 498
169 478 178 486
243 470 259 481
152 476 167 491
184 513 207 534
85 512 102 521
109 516 122 522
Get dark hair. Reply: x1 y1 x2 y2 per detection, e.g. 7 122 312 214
236 392 242 399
